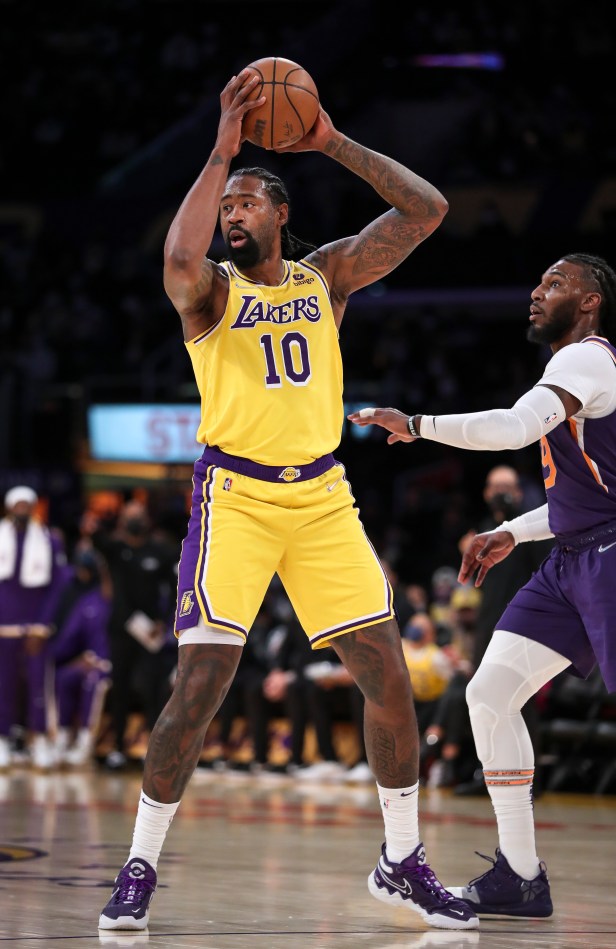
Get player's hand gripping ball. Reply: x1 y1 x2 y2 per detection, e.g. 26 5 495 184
241 56 319 149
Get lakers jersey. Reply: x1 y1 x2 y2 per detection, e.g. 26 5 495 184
185 259 343 466
401 641 451 702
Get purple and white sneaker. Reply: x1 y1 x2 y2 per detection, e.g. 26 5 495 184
368 842 479 930
447 848 553 917
98 857 157 930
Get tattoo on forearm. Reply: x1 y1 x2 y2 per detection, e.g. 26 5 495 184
327 137 442 221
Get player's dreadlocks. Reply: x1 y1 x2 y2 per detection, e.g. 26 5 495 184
227 166 316 261
563 253 616 341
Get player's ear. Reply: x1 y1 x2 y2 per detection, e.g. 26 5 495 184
277 203 289 226
581 290 601 312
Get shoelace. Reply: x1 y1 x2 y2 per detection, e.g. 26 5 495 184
411 864 456 903
467 850 498 888
115 876 154 905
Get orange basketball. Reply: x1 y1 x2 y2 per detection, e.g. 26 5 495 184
241 57 320 150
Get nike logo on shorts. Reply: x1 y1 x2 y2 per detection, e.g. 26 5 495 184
598 541 616 553
326 478 342 492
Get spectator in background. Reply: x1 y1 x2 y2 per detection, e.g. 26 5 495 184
429 566 459 642
259 591 372 783
296 644 372 784
81 498 180 770
420 585 481 789
259 612 313 776
51 547 112 767
379 556 422 630
460 465 554 670
400 612 454 733
0 485 67 771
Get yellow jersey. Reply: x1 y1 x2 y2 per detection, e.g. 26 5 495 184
185 259 343 466
401 641 452 702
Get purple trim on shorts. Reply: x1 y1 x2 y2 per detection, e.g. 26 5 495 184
175 461 247 637
309 601 394 648
200 446 337 483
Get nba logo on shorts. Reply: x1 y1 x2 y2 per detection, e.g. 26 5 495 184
179 591 194 617
223 477 233 491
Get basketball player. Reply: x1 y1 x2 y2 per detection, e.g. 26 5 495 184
349 252 616 917
99 70 478 932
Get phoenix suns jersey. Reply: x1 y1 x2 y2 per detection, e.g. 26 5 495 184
185 259 343 466
539 336 616 536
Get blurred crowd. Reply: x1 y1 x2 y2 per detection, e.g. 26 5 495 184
2 467 615 794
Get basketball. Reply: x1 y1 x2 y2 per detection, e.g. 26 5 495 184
241 57 320 150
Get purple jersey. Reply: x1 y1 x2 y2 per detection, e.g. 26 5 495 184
501 337 616 690
541 337 616 537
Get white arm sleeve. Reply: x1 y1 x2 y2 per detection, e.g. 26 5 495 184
418 386 566 451
496 504 553 545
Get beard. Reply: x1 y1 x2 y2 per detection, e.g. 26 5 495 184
225 231 261 269
527 298 578 345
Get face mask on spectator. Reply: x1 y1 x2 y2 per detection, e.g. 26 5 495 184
405 624 426 643
487 492 519 520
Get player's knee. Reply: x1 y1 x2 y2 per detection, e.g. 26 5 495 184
465 669 491 715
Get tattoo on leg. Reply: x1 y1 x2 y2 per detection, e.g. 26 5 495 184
333 628 386 706
366 724 418 788
334 622 418 787
143 643 241 802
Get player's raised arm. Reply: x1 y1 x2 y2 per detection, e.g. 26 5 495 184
277 106 448 309
163 71 265 337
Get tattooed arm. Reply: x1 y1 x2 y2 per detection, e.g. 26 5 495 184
280 106 448 325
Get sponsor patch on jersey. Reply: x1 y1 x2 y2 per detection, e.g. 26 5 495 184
223 477 233 491
279 466 301 483
179 591 194 617
292 272 315 286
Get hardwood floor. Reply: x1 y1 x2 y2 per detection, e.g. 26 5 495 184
1 765 615 948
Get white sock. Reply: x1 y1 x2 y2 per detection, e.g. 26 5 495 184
485 772 540 880
466 633 570 882
376 781 420 863
127 790 180 870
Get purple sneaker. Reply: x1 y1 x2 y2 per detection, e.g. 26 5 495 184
98 857 157 930
447 849 553 917
368 843 479 930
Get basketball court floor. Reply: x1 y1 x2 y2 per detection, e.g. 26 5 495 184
1 765 615 949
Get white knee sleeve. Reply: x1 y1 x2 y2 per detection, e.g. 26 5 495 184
466 630 570 769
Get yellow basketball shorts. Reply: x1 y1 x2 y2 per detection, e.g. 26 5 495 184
174 447 394 647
